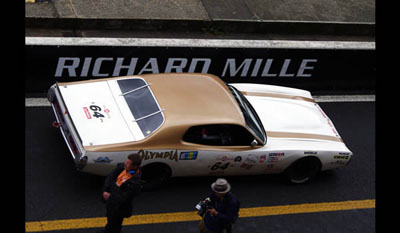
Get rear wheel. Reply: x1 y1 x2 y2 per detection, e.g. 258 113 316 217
285 157 321 184
140 163 172 191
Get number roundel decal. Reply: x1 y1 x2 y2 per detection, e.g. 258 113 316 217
83 104 110 121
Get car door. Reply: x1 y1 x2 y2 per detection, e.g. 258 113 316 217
180 124 268 176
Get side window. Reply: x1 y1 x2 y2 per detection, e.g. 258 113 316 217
183 124 254 146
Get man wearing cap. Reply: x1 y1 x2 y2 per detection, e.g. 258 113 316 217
99 154 143 233
199 178 240 233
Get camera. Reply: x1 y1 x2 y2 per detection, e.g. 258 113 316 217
195 197 212 217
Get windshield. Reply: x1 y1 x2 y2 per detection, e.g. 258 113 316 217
228 85 267 144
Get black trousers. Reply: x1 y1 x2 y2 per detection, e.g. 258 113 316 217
105 212 124 233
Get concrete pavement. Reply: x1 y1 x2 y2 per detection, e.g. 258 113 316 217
26 0 375 38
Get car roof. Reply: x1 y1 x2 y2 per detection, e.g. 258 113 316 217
81 73 247 151
143 73 245 126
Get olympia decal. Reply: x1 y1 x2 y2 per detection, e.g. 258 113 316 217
138 149 179 162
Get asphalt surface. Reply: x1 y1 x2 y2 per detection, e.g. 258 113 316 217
25 101 375 233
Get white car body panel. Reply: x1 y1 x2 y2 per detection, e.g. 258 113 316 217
232 83 340 138
48 74 352 179
58 79 147 146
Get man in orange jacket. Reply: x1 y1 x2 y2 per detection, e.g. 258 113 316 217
99 154 142 233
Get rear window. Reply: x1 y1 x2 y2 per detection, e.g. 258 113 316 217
117 78 164 137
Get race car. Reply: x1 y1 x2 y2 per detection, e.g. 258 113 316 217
48 73 352 187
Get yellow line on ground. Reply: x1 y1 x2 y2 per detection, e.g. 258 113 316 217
25 199 375 232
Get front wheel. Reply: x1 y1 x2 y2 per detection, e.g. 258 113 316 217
285 157 321 184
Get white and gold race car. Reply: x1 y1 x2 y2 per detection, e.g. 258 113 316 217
48 73 352 186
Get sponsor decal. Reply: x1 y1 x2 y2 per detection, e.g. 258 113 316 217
180 151 198 160
259 155 267 163
83 107 92 119
330 160 347 165
304 151 317 155
268 157 279 162
138 149 178 162
333 155 350 160
269 152 285 157
234 156 242 162
268 152 285 163
339 152 351 155
240 154 258 170
330 154 351 165
217 155 234 162
93 157 113 164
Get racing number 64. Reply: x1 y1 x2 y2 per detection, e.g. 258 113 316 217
90 105 104 118
211 162 230 170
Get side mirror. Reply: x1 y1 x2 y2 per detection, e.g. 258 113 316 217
251 139 258 147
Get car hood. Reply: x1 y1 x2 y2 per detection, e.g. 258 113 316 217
232 84 342 142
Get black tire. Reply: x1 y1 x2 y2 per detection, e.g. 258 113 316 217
140 163 172 191
285 157 322 184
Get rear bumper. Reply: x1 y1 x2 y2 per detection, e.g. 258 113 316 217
48 84 87 169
